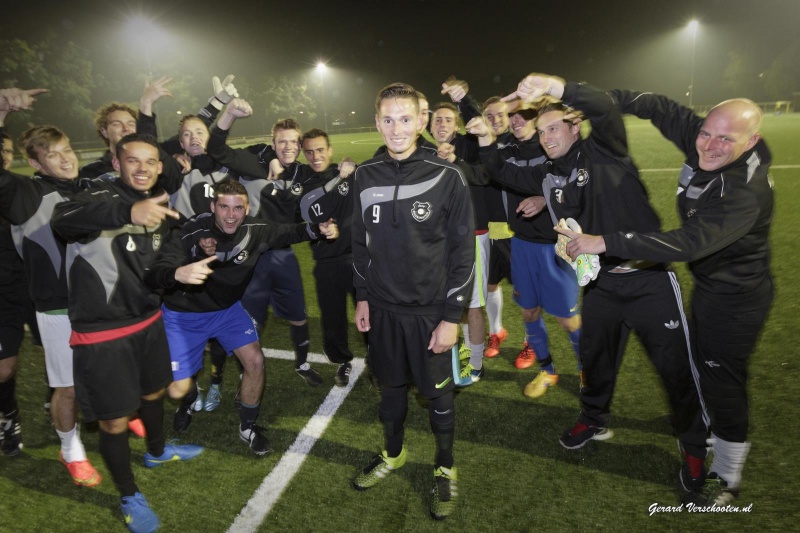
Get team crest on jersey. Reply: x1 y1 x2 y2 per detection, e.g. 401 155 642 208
576 169 589 187
554 189 564 203
233 250 249 264
290 182 304 196
411 201 432 222
152 233 162 251
338 181 349 196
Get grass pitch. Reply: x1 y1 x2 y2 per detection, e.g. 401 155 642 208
1 114 798 532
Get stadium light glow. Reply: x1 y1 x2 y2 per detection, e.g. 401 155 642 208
123 14 171 77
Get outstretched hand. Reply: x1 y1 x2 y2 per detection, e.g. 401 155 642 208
441 76 469 103
502 74 565 103
0 88 48 112
130 193 180 226
139 76 173 116
175 255 217 285
211 74 239 108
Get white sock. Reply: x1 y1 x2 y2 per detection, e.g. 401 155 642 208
709 433 751 488
469 343 485 369
56 424 87 463
486 290 503 334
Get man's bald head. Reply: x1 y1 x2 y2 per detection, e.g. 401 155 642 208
709 98 762 137
696 98 761 172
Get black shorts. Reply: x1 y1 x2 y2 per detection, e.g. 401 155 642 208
73 317 173 422
367 304 454 399
488 238 512 285
0 295 26 360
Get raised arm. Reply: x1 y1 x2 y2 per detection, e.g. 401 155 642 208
609 89 702 156
206 99 270 179
52 187 178 241
505 74 628 157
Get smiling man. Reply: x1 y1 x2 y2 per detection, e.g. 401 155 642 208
470 102 583 398
206 106 327 387
145 179 337 453
351 82 474 520
0 121 101 484
298 129 358 386
557 93 774 507
477 75 707 503
52 133 202 533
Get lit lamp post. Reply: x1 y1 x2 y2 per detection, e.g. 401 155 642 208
687 19 699 108
316 62 328 130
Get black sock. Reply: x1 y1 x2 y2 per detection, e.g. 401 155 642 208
379 385 408 458
239 401 260 430
290 323 310 368
210 341 227 386
182 383 199 408
99 430 138 498
429 392 455 469
0 376 17 416
139 396 165 457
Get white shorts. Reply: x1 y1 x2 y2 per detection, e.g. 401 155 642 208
468 233 490 308
37 311 74 387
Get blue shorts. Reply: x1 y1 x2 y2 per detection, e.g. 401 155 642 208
162 303 259 381
240 248 307 325
510 237 579 317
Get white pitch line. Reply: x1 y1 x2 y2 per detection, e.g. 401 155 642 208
227 351 365 533
640 164 800 172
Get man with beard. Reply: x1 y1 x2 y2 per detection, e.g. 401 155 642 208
465 101 582 398
145 180 337 454
479 74 707 499
52 133 203 533
206 100 334 387
297 128 358 386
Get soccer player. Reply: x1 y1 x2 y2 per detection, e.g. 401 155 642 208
145 180 337 453
466 100 582 397
557 93 773 506
82 75 237 178
81 77 172 178
351 82 474 520
206 100 326 387
478 97 516 359
0 88 46 456
297 128 358 387
0 101 102 485
52 133 203 533
430 101 489 384
483 74 706 484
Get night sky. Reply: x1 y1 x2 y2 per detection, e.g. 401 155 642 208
3 0 798 130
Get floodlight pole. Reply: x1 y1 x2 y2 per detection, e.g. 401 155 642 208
688 20 698 108
317 62 328 131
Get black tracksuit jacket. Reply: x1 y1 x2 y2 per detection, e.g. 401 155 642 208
352 146 475 323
